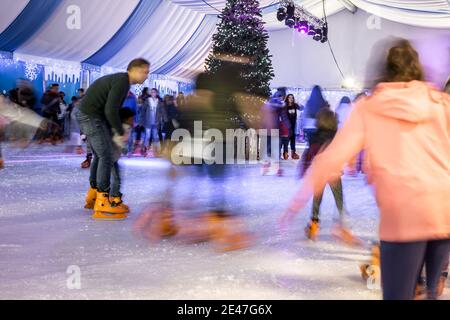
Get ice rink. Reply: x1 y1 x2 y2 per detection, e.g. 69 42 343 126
0 144 448 300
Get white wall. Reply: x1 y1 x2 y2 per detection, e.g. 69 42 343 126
268 9 450 89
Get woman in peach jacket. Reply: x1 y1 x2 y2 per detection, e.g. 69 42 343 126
281 40 450 300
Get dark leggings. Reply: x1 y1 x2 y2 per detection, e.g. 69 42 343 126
280 137 289 154
380 238 450 300
289 134 296 152
312 178 344 222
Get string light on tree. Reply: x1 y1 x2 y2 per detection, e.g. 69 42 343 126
205 0 274 98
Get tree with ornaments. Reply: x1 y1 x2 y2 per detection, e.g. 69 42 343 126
205 0 274 98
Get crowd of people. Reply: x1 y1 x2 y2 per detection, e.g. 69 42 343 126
125 87 183 158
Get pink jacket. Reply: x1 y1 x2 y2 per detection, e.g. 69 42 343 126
292 81 450 242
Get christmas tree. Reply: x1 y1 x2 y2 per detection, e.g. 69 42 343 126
205 0 274 98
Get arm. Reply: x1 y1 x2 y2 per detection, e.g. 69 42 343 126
281 105 366 225
105 79 129 136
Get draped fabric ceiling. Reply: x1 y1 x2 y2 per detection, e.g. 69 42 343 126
0 0 448 82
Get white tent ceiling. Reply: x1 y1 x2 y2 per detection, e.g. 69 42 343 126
0 0 448 82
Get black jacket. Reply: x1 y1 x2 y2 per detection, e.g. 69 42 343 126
286 103 301 125
79 72 130 135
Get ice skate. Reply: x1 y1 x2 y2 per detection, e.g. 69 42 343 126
304 220 320 241
261 161 270 175
360 244 380 281
437 273 447 297
110 195 130 213
134 205 178 241
75 146 84 155
414 277 426 300
141 146 148 157
291 151 300 160
276 168 283 176
84 187 97 209
206 212 253 252
177 215 212 244
0 158 4 170
331 223 363 247
133 144 142 156
283 151 289 160
92 192 128 220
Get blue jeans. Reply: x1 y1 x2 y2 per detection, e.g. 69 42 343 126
144 125 159 147
89 154 122 197
76 111 114 194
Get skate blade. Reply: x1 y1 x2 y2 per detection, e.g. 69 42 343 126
332 228 364 247
92 211 128 221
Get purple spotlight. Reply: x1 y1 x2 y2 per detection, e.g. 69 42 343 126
298 21 308 34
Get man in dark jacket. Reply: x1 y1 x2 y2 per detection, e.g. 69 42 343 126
77 58 150 220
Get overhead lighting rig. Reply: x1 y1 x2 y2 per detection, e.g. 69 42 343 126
277 0 328 43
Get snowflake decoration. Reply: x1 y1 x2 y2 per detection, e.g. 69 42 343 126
25 62 39 81
133 84 144 96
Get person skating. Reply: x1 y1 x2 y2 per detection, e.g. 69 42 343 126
260 88 284 175
279 104 291 161
285 94 302 159
75 88 93 167
299 108 357 244
139 88 164 157
302 85 328 146
281 40 450 300
0 94 50 168
84 107 135 218
77 58 150 220
63 96 84 154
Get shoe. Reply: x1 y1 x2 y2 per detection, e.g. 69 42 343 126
437 273 448 297
261 162 270 176
81 155 92 169
110 196 130 213
305 220 320 241
92 192 128 220
331 223 363 247
84 187 97 209
134 205 178 241
283 152 289 160
291 151 300 160
414 277 427 300
206 212 253 252
360 244 381 281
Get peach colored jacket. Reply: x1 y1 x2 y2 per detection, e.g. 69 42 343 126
293 81 450 242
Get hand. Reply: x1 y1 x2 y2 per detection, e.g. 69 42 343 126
112 133 127 150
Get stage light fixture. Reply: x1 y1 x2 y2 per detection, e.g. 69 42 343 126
285 5 296 28
298 21 309 34
277 8 286 22
313 29 322 41
278 1 328 43
307 28 316 36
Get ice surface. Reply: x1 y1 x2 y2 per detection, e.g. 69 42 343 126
0 144 447 299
